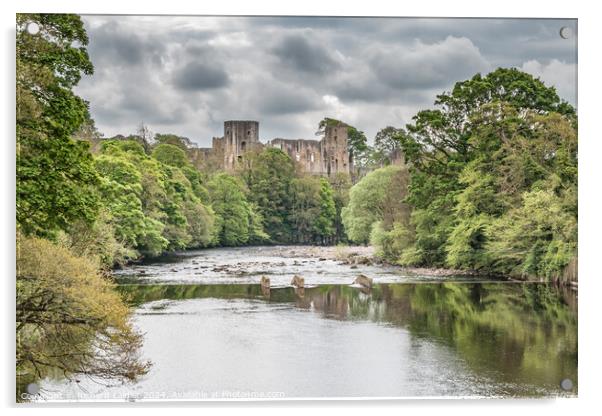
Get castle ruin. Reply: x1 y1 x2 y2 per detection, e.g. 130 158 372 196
194 120 351 177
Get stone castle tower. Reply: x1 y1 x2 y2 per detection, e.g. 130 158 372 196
321 124 349 176
199 120 351 176
222 120 259 170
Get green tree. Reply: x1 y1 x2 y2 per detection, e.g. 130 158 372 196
94 148 168 257
373 126 406 166
241 148 295 243
342 165 411 253
399 68 576 267
289 177 336 244
447 104 577 276
329 173 352 243
154 133 194 151
17 13 99 238
152 143 189 168
207 173 253 246
315 178 337 243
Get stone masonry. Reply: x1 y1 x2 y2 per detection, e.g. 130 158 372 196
195 120 351 177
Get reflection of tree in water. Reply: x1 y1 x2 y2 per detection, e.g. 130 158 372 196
120 281 577 395
375 283 577 393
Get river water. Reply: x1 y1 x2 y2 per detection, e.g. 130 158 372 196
37 246 577 401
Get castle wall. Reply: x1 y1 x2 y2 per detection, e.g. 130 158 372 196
203 120 350 177
269 138 325 175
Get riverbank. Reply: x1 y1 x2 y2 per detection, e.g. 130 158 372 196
318 245 573 284
272 245 493 279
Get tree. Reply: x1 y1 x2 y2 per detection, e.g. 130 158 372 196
399 68 576 267
17 13 99 238
136 122 154 153
152 143 189 168
73 117 104 153
373 126 406 166
289 177 336 244
207 173 253 246
329 173 352 243
94 148 168 257
342 165 411 252
315 178 337 243
240 148 295 243
154 133 195 151
447 104 577 276
17 234 150 399
93 139 215 255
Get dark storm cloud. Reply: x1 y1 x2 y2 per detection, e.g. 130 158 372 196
172 62 230 90
77 15 577 146
271 33 341 74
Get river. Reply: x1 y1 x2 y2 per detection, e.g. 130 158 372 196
37 246 577 401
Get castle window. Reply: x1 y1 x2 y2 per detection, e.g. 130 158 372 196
310 153 314 162
247 130 251 136
295 153 300 162
241 141 247 152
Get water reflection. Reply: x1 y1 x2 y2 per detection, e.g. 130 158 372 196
114 282 576 397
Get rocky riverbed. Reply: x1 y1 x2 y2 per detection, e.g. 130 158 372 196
114 245 492 286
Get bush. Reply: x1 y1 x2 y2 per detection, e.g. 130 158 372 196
16 234 149 395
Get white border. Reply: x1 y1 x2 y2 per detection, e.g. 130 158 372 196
2 1 600 415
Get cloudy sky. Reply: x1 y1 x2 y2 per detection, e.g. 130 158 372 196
77 15 577 146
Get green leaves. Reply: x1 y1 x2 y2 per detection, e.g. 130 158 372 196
17 14 99 238
394 68 578 277
208 173 261 246
152 143 189 168
241 148 296 243
90 139 216 258
342 165 411 254
288 176 336 244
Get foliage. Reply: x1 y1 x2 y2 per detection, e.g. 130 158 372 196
446 105 577 277
93 139 215 256
154 133 195 151
151 143 189 168
342 165 411 256
207 173 268 246
17 13 100 238
329 173 352 243
16 234 149 397
289 177 336 244
372 126 406 166
397 68 577 276
58 210 136 269
240 148 296 243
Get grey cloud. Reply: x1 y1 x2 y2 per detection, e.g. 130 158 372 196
78 15 577 146
371 36 491 90
255 83 321 115
87 21 163 68
172 62 230 90
271 33 341 74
